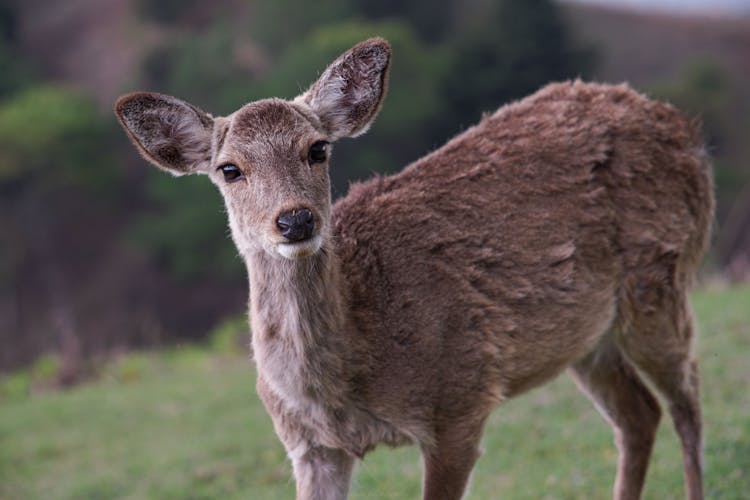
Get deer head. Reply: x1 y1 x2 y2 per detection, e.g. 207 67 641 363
115 38 391 260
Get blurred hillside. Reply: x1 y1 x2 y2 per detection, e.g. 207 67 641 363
0 0 747 377
564 2 750 278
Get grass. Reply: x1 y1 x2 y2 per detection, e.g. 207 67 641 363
1 284 748 499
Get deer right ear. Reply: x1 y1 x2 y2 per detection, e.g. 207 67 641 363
296 38 391 139
115 92 214 175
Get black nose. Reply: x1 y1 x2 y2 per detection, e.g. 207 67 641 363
277 208 315 242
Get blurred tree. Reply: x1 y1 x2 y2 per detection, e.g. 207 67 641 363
0 86 120 384
440 0 596 138
0 41 30 99
0 0 33 100
142 24 251 114
126 172 242 283
0 87 118 189
0 0 18 43
651 60 731 157
650 61 741 219
249 0 354 55
137 0 214 27
351 0 458 43
652 60 749 275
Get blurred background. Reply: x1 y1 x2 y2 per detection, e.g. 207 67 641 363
2 1 750 498
0 0 748 381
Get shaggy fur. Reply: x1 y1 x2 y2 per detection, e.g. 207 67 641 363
115 38 713 500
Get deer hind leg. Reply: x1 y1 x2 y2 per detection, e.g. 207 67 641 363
618 290 704 500
421 416 487 500
571 333 662 500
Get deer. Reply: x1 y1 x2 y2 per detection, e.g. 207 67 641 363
115 38 714 500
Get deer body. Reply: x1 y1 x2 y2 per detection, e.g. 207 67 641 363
117 39 713 500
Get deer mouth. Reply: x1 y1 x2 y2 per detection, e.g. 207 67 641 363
276 234 323 259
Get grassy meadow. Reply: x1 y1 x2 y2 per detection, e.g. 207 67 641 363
1 284 748 499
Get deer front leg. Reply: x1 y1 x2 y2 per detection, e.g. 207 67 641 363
256 377 356 499
421 418 486 500
290 444 356 500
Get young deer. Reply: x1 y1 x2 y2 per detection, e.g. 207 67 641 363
116 38 713 500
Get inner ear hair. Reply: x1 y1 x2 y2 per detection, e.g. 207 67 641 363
298 37 391 139
115 92 214 175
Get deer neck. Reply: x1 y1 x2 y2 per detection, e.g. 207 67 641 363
246 245 350 407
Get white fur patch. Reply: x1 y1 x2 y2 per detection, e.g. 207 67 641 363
287 442 310 462
276 235 324 259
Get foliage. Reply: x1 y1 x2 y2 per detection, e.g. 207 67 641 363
126 172 242 283
1 284 748 498
0 85 121 294
136 0 204 25
0 0 16 42
352 0 459 43
0 85 119 192
0 1 29 98
208 315 249 354
651 59 731 155
650 59 747 228
441 0 597 135
0 40 31 99
142 24 251 114
249 0 354 55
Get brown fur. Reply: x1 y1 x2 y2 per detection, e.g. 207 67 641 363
115 38 714 500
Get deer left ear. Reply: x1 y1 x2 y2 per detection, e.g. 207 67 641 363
296 38 391 139
115 92 214 176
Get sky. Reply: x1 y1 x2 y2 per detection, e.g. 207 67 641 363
564 0 750 15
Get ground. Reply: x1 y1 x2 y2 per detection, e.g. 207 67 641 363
1 284 748 499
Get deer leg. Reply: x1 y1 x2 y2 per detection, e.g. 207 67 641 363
421 418 486 500
664 359 703 500
571 335 662 500
290 444 355 500
619 298 703 500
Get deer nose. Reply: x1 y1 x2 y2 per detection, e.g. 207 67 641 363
277 208 315 242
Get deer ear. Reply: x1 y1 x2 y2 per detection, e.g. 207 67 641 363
115 92 214 175
297 38 391 139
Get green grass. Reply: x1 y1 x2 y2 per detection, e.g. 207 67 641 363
1 285 748 499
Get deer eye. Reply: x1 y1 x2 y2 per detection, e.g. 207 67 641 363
218 164 244 183
308 141 329 164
